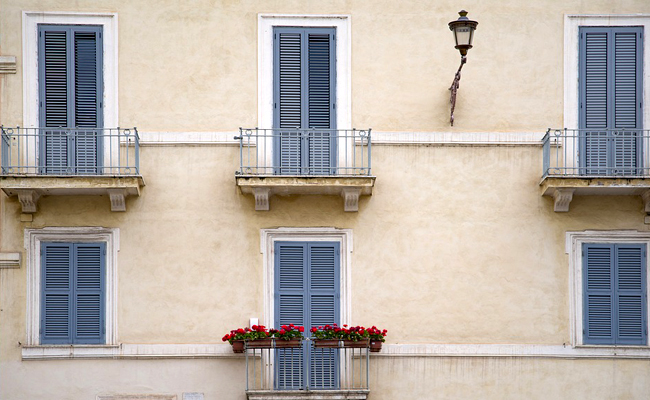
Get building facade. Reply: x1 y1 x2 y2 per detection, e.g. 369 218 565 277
1 1 650 399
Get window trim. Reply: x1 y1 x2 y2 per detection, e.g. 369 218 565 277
260 228 352 332
22 11 118 130
25 227 119 346
566 230 650 347
564 14 650 130
562 15 649 170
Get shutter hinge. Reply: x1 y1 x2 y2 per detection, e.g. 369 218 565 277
274 33 277 40
39 101 43 108
39 31 42 38
274 102 277 109
103 248 106 255
99 32 102 39
100 102 103 109
333 103 336 110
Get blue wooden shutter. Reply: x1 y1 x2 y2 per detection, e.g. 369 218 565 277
275 241 340 389
38 25 103 174
579 27 643 175
308 242 340 389
615 245 647 345
41 243 73 344
41 242 105 345
39 27 71 173
74 29 103 174
583 243 647 345
275 242 307 389
73 243 105 344
274 28 336 175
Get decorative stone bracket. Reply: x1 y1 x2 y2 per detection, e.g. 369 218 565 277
236 176 375 212
0 176 144 213
552 188 574 212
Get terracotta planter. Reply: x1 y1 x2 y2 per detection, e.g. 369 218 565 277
344 339 369 348
369 340 383 352
313 339 340 348
246 338 273 348
231 340 245 353
274 338 302 348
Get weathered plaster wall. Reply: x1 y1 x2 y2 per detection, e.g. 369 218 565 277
0 144 646 348
1 0 648 132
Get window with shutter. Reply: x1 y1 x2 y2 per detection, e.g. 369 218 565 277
583 243 647 345
579 27 643 176
273 27 336 175
275 241 340 389
38 25 103 175
41 242 105 345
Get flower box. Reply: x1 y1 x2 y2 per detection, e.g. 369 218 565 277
344 339 369 348
313 339 340 348
246 339 273 348
369 339 383 352
231 340 245 353
274 338 302 348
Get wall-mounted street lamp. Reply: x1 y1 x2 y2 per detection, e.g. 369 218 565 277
448 10 478 126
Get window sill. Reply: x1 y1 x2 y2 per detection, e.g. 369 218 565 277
21 343 238 360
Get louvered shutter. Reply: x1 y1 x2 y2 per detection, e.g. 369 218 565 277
275 242 307 389
38 25 103 175
73 243 105 344
274 28 336 175
579 27 643 176
308 243 339 389
615 245 647 345
275 241 340 389
41 243 73 344
583 243 647 345
41 242 105 345
583 244 614 344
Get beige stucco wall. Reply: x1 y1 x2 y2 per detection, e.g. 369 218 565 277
2 0 650 398
1 0 649 132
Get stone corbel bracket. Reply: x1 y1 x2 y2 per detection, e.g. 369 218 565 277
642 190 650 214
553 188 574 212
16 190 41 213
0 56 17 74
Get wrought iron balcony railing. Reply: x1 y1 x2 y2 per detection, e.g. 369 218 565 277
235 128 372 176
245 339 369 392
542 128 650 178
1 126 140 176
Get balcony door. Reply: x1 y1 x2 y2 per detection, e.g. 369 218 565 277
273 27 336 175
579 26 643 176
38 24 103 175
274 241 340 389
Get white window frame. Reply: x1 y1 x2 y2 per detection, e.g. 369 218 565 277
24 227 119 347
22 11 118 170
566 230 650 347
257 14 352 173
260 227 352 331
562 15 650 168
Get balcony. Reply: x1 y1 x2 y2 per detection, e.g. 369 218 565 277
245 339 369 400
540 128 650 212
1 126 144 213
235 128 375 212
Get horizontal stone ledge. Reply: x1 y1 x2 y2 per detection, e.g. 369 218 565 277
20 343 650 360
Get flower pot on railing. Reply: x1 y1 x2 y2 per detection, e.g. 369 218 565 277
369 339 383 353
246 339 273 348
274 338 302 348
344 339 369 348
313 339 340 348
231 340 245 353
